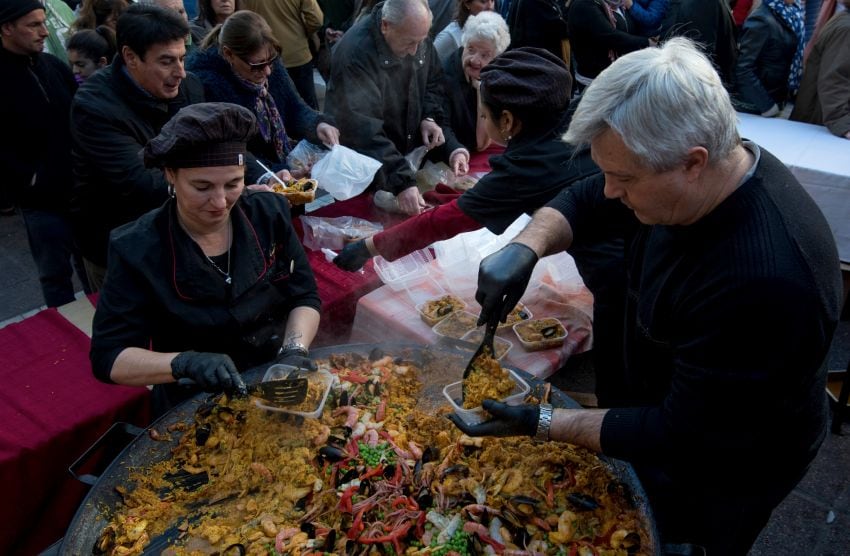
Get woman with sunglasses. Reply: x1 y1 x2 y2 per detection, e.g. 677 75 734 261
187 10 339 184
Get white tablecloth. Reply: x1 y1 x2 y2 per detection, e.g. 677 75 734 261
737 113 850 261
350 252 594 379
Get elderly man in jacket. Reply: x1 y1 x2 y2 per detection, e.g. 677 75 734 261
70 3 204 289
324 0 469 215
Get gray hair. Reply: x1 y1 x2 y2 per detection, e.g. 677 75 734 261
382 0 431 25
564 37 740 171
461 11 510 55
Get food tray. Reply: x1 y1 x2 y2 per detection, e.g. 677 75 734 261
254 366 334 418
513 317 568 351
498 302 532 329
416 294 467 326
460 329 513 360
443 369 530 426
431 309 479 339
373 249 433 291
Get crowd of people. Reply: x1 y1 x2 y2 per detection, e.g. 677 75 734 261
1 0 848 552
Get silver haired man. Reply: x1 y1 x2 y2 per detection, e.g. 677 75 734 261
450 38 842 554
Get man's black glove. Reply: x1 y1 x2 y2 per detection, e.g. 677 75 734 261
171 351 247 394
447 400 539 437
333 240 371 272
276 345 318 371
476 243 538 326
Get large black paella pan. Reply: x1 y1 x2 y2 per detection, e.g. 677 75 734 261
61 343 659 555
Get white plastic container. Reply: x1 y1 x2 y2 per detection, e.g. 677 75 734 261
431 310 480 339
460 329 513 361
416 294 467 326
373 249 433 291
498 302 533 330
443 369 530 426
254 365 334 419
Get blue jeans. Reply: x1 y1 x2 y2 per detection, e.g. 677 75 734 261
21 208 90 307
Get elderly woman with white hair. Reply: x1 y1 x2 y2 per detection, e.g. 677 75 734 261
455 38 842 553
441 11 510 152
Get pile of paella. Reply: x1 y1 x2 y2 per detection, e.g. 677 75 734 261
94 351 649 555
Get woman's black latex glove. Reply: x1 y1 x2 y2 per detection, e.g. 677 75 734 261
276 346 318 371
171 351 247 394
447 400 540 437
333 240 371 271
476 243 539 326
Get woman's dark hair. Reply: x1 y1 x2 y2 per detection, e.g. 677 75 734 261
201 10 281 56
71 0 128 33
456 0 474 28
67 25 117 64
116 3 191 60
197 0 241 27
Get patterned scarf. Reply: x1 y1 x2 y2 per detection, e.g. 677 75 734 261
235 74 289 161
765 0 806 93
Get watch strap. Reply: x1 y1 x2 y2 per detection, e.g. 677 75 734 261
534 403 554 442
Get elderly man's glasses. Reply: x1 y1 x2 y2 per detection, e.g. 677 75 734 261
239 53 278 72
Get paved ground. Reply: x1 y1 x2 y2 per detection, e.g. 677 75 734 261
2 210 849 554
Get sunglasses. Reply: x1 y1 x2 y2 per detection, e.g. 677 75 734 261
238 52 278 72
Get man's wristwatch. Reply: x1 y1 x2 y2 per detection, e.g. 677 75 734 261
535 403 554 442
279 342 309 357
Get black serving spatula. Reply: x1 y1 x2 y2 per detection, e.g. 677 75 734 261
461 318 499 403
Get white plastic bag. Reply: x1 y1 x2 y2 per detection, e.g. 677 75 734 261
310 145 382 201
300 215 383 251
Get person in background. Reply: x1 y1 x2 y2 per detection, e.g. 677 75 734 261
66 24 116 83
733 0 805 117
432 0 494 61
240 0 324 109
324 0 468 216
333 48 598 273
1 0 91 306
441 11 509 153
452 38 841 554
70 3 204 289
790 0 850 138
140 0 197 54
428 0 455 37
732 0 755 36
505 0 570 62
42 0 75 62
567 0 654 88
626 0 669 36
313 0 357 80
91 103 321 416
190 0 237 44
187 10 339 181
70 0 127 32
659 0 737 85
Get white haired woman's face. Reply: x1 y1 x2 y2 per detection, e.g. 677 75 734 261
462 38 497 82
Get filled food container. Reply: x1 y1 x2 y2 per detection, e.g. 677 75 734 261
443 369 530 425
416 294 467 326
513 317 568 351
431 310 480 339
498 302 533 329
254 364 334 418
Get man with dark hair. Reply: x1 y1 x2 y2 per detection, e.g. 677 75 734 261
1 0 90 306
70 2 204 288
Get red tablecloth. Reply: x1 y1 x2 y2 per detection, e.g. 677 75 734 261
0 302 151 555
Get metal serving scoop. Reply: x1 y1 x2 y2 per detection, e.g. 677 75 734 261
461 319 499 402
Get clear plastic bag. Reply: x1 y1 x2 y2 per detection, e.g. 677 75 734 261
310 145 382 201
300 215 383 251
286 140 328 175
405 145 429 172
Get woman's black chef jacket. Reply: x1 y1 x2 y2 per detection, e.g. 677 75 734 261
90 191 321 411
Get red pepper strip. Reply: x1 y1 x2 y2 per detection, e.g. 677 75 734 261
360 464 384 481
415 510 427 537
347 438 360 457
389 495 419 511
347 507 367 540
392 461 403 484
356 520 412 555
569 545 579 556
546 479 555 508
375 399 386 422
338 485 359 514
342 370 370 384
